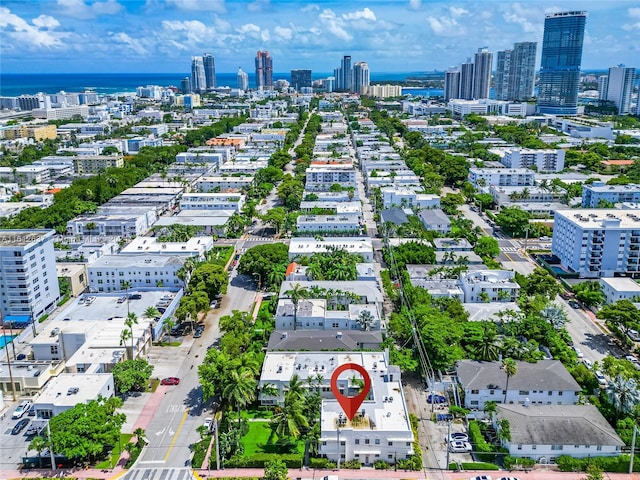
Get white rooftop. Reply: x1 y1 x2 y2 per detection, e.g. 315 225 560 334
600 277 640 292
35 373 113 408
556 209 640 229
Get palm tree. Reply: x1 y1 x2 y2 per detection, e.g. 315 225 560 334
120 328 132 358
356 309 377 331
259 383 279 401
496 418 511 444
223 369 257 428
125 312 139 355
474 330 502 361
502 358 517 404
267 264 287 287
144 307 160 320
606 375 640 415
164 318 176 343
29 435 49 468
285 374 307 403
133 427 147 448
284 284 308 331
540 305 568 330
271 398 308 440
121 280 132 314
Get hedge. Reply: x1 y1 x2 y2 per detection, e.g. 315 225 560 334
468 420 496 462
309 458 335 469
225 453 302 468
556 455 639 473
461 462 500 471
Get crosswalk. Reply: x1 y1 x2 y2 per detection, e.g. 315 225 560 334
500 247 519 253
120 468 196 480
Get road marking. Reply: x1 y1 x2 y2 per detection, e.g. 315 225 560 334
155 427 166 436
164 407 189 461
138 460 167 464
166 404 187 413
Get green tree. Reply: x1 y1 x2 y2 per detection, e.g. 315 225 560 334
495 206 531 237
29 435 49 468
144 306 160 319
473 236 500 259
223 369 257 428
583 464 604 480
125 312 138 353
573 281 605 307
502 358 517 404
597 300 640 335
284 284 309 331
263 458 288 480
516 268 560 300
112 358 154 393
607 374 640 415
190 263 229 301
261 207 287 234
238 243 290 290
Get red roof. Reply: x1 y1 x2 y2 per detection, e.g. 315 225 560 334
285 262 299 277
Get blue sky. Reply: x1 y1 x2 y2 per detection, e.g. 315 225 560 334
1 0 639 74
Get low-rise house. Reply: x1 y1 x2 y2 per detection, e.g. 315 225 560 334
600 277 640 304
288 237 373 262
88 255 185 291
180 193 245 212
418 208 451 233
495 404 624 462
32 373 114 419
380 187 440 209
380 208 409 226
267 330 383 351
120 236 214 261
456 360 581 409
433 238 473 251
459 270 519 302
0 360 64 396
275 298 382 332
296 214 361 234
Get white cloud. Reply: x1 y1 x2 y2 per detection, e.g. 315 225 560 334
301 4 319 13
342 8 376 21
0 7 69 48
319 9 351 41
502 3 540 34
260 29 270 42
427 16 460 36
629 7 640 18
111 32 147 55
449 6 468 17
237 23 260 34
165 0 225 12
274 26 292 40
623 7 640 30
409 0 421 10
57 0 122 19
214 16 232 33
247 0 269 12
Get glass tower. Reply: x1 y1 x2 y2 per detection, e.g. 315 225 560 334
537 11 587 115
203 54 216 90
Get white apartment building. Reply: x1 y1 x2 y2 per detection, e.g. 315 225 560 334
490 185 564 206
468 168 535 188
599 277 640 305
180 193 245 212
218 160 268 175
448 99 530 117
498 148 565 173
305 165 357 192
258 351 414 466
0 230 60 319
195 175 254 192
175 151 225 168
459 270 520 302
288 237 374 262
296 214 361 233
275 299 380 331
551 118 615 140
0 165 51 184
380 187 440 209
456 360 581 409
88 255 186 291
582 182 640 208
552 209 640 278
66 212 153 237
73 155 124 174
33 373 114 419
120 236 214 260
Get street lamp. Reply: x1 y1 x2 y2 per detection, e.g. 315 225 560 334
252 272 262 290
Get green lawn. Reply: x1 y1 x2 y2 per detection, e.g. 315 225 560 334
94 433 133 469
241 421 273 456
241 407 274 419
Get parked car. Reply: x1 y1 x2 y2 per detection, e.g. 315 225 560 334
497 477 520 480
12 418 30 435
449 440 472 452
194 328 204 339
427 393 447 404
595 371 607 386
572 346 584 358
16 353 27 360
161 377 180 385
447 432 469 443
12 401 32 419
469 476 492 480
628 329 640 342
568 300 580 309
203 417 213 432
582 358 593 369
26 423 43 436
27 406 36 417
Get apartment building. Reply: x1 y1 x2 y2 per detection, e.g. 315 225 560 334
459 270 520 302
288 237 374 262
498 148 565 173
180 193 245 212
0 229 60 319
195 175 254 192
468 168 535 188
582 182 640 208
73 155 124 174
552 209 640 278
305 165 357 192
380 187 440 209
88 255 186 291
296 214 361 234
66 212 153 237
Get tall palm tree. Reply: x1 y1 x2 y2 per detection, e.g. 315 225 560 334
357 310 377 331
271 398 309 440
133 427 147 448
502 358 517 404
223 369 257 428
285 374 307 403
284 284 308 331
144 307 160 320
121 280 132 315
125 312 139 354
267 264 287 287
29 435 49 468
606 375 640 415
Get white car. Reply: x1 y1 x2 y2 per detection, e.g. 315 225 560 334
595 371 607 386
447 432 469 443
582 358 593 369
572 346 584 358
449 440 472 452
12 400 32 419
469 476 492 480
203 417 213 432
498 477 520 480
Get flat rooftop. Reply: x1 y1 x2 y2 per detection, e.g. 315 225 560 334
0 229 53 247
90 254 185 268
600 277 640 291
556 209 640 229
36 373 112 407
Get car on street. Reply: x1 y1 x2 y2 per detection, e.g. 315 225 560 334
194 328 204 338
203 417 213 431
12 400 32 419
568 300 580 309
595 371 607 386
160 377 180 385
12 418 30 435
427 393 447 404
582 358 593 369
449 440 472 452
469 475 492 480
498 477 520 480
16 353 27 360
447 432 469 443
572 346 584 358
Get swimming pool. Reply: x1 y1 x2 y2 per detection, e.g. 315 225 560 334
0 334 16 348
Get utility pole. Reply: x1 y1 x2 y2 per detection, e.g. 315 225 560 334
336 427 341 470
1 314 17 401
214 416 220 471
445 419 451 470
47 420 56 471
630 424 637 474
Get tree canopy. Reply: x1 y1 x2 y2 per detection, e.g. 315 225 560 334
112 358 153 394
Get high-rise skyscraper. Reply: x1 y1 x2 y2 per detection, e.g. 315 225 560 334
605 65 635 114
290 69 312 91
597 76 609 101
459 59 475 100
472 47 493 100
444 67 461 101
341 55 352 91
255 51 273 89
495 42 537 101
237 67 249 91
352 62 370 94
203 54 216 90
180 76 192 94
191 56 206 93
537 11 587 115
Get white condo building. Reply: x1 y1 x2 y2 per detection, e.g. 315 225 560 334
258 351 414 466
305 165 357 192
0 230 60 319
88 255 186 291
581 182 640 208
180 193 245 212
552 209 640 278
468 168 535 188
498 148 565 173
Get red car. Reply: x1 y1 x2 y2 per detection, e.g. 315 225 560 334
161 377 180 386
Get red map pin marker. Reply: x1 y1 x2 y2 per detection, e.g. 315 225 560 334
330 362 372 421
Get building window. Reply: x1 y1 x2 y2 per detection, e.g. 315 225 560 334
597 446 602 451
364 439 370 445
470 400 479 406
50 346 58 354
471 389 479 394
558 391 563 396
388 441 393 446
355 439 360 445
551 445 563 451
518 445 522 450
519 390 529 395
548 391 553 395
375 438 380 445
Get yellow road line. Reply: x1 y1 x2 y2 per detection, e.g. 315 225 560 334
164 407 190 461
503 251 516 262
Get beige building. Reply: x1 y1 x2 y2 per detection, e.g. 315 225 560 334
3 124 57 141
0 360 65 397
56 263 88 297
73 155 124 174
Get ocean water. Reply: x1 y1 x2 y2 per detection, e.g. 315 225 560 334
0 71 437 97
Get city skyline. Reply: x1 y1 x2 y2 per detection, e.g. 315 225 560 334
1 1 638 74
